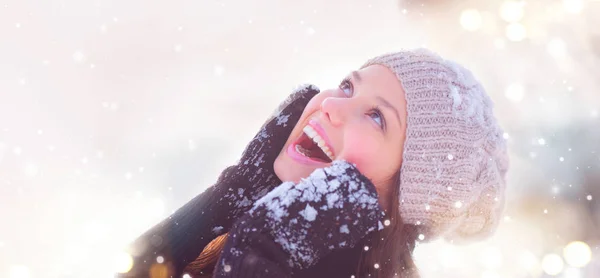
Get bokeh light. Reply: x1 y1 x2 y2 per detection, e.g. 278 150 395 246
149 263 170 278
460 9 483 31
114 252 134 274
506 23 528 41
563 241 592 268
500 1 525 23
480 247 504 269
542 253 565 276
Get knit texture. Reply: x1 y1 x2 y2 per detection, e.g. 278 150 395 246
360 48 510 243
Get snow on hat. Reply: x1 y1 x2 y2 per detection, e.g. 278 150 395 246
360 48 510 243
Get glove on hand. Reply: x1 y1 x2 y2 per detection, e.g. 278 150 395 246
213 84 320 230
215 160 385 277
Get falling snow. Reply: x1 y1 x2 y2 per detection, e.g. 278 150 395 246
72 51 86 63
212 226 224 234
538 138 546 145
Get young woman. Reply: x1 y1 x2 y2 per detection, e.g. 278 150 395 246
118 48 509 278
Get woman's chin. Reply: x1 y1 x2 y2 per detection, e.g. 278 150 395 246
274 147 326 183
274 161 312 183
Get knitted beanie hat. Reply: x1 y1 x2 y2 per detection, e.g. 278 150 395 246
360 48 509 244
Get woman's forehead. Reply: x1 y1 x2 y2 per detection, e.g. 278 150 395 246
356 65 406 105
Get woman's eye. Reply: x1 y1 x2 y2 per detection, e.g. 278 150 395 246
369 109 385 130
339 78 353 97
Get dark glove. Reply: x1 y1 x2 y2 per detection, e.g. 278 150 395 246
213 83 320 230
118 84 319 277
214 160 385 278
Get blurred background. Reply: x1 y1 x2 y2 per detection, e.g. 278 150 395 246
1 0 599 277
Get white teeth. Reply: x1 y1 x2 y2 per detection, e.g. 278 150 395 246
305 128 317 138
302 125 334 160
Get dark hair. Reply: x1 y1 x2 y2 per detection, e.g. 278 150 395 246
355 173 420 278
185 173 420 277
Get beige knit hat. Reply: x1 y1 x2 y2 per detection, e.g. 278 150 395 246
360 48 510 244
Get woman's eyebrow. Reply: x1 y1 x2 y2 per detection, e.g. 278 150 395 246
352 70 362 83
376 96 402 127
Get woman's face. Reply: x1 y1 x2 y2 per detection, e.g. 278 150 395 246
273 64 408 208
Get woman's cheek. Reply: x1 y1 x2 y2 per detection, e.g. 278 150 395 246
338 131 378 174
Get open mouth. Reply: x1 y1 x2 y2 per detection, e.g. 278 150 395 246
293 125 334 163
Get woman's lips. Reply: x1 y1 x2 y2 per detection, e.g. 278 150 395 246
286 119 333 166
286 143 329 166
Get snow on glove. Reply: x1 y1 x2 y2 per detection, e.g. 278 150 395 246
214 160 386 278
117 84 319 278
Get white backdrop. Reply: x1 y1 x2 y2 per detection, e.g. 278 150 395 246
1 0 600 277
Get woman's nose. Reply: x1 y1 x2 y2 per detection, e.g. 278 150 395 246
320 97 350 127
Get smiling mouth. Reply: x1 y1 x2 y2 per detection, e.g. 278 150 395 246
293 125 334 163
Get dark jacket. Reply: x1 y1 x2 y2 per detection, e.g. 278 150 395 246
211 226 368 278
197 238 366 278
116 174 371 278
291 240 365 277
